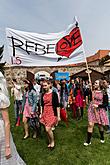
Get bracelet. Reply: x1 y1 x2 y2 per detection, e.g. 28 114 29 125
5 145 10 148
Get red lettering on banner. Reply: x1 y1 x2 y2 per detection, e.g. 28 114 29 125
11 56 22 65
55 27 82 58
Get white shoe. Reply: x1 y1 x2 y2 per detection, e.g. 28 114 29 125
33 133 37 139
84 142 91 146
100 140 105 143
52 127 55 131
23 135 29 139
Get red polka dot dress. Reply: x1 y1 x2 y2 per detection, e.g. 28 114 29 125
40 92 57 127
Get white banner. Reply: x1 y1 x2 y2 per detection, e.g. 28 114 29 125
0 45 4 63
6 20 86 66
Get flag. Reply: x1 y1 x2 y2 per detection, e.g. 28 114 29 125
6 18 85 66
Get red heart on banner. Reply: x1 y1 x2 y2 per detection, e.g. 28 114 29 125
56 27 82 58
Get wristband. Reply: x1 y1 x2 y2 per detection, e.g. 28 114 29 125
5 145 10 148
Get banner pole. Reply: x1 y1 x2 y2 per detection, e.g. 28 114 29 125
74 16 92 86
82 45 92 91
74 17 92 90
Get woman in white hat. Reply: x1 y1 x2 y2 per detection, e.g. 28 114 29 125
0 72 26 164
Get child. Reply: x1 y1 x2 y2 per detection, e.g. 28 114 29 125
60 103 68 126
74 84 84 120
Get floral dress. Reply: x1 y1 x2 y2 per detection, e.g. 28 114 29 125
40 92 57 127
88 90 109 126
23 92 35 118
23 91 37 119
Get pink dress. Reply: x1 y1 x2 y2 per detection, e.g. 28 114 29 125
40 92 57 127
23 92 36 118
88 90 109 125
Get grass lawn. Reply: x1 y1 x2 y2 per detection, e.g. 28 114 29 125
9 100 110 165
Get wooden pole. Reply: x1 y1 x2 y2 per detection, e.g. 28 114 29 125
82 45 92 91
74 16 92 89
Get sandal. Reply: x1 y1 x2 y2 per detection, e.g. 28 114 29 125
48 143 55 150
49 145 55 150
5 146 12 159
47 144 51 148
23 135 29 139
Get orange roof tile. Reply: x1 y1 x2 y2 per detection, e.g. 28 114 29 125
66 50 110 67
87 50 110 63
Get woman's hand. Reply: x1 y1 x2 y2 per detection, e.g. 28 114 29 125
39 114 42 118
30 111 34 115
93 104 98 108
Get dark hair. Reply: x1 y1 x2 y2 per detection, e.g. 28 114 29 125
25 87 28 92
103 77 110 84
23 79 30 84
13 78 17 83
52 80 57 88
74 83 83 96
99 79 104 90
60 83 68 97
28 81 35 91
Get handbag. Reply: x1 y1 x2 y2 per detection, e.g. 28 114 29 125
29 115 40 130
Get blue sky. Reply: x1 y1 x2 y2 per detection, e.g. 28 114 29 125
0 0 110 57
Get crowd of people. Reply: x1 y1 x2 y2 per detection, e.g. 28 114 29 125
0 71 110 164
10 77 93 149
